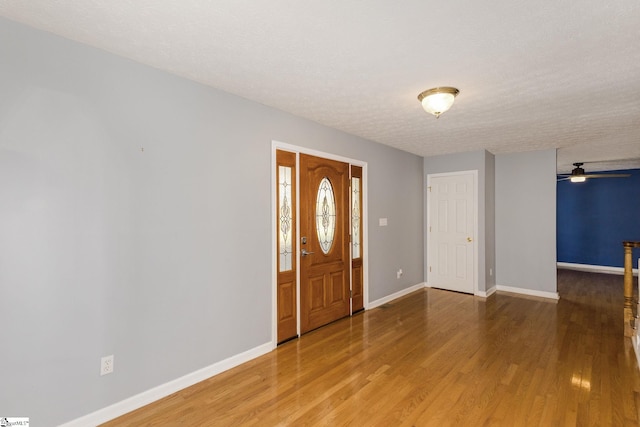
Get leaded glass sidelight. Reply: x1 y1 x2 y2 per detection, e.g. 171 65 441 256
278 166 293 272
316 177 336 254
351 176 361 259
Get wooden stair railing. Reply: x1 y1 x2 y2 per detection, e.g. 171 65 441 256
623 241 640 337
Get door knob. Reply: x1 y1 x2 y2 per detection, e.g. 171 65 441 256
467 237 472 242
301 249 315 256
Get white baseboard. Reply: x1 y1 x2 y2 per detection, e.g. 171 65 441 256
424 281 557 300
60 342 273 427
476 286 496 298
557 262 639 276
495 285 559 300
368 282 426 309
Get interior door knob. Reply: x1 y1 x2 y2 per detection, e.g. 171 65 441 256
467 237 472 242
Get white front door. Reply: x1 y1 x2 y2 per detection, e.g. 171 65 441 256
427 171 476 294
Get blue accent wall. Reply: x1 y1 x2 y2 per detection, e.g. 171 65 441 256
557 168 640 267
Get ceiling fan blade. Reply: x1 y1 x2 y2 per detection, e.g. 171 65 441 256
557 173 631 182
582 173 631 178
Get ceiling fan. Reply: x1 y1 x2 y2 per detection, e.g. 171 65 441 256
557 162 631 183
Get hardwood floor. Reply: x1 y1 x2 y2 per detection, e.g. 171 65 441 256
102 270 640 426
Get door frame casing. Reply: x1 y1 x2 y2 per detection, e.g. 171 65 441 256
271 140 368 348
426 170 479 295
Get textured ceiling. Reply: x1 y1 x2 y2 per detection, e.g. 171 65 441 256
1 0 639 173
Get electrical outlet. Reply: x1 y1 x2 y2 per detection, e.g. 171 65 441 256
490 268 493 276
100 355 114 376
397 269 403 279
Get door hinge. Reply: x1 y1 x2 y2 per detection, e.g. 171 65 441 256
429 266 432 272
427 186 432 192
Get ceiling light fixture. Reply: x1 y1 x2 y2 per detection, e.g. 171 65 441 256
417 87 459 118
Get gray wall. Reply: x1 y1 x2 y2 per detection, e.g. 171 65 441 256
495 149 557 293
0 18 424 425
366 144 425 301
423 150 496 292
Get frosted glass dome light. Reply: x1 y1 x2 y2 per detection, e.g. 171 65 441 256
418 87 459 118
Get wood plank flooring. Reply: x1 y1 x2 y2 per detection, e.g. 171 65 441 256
102 269 640 426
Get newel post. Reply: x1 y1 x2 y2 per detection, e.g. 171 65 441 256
623 241 640 337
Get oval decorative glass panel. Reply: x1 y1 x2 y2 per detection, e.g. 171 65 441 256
316 177 336 254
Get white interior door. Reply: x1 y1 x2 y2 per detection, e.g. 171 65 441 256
427 171 476 294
